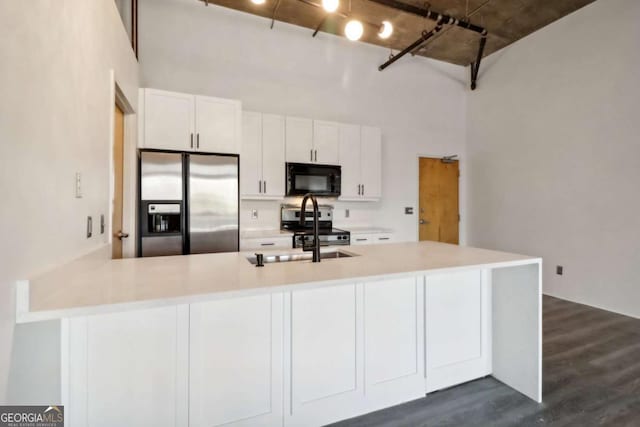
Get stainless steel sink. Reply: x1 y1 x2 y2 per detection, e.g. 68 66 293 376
247 249 357 265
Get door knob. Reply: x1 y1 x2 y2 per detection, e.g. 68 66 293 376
116 231 129 240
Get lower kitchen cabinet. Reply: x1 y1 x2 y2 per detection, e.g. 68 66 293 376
287 284 363 426
61 270 491 427
190 294 283 427
425 269 491 392
350 232 394 245
239 235 292 251
64 306 189 427
363 277 425 410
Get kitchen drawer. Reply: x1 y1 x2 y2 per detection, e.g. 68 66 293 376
350 233 394 245
240 236 293 251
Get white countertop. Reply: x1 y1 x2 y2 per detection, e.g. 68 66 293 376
18 242 540 322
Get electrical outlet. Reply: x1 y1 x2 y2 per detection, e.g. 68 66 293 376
405 207 414 215
556 265 563 275
251 209 258 220
345 209 350 218
87 216 93 238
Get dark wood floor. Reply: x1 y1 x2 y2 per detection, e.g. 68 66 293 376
331 296 640 427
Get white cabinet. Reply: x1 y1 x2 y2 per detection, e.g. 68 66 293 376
142 89 194 152
363 277 425 410
240 235 292 251
338 124 382 201
241 112 285 199
313 120 340 165
360 126 382 199
285 116 313 163
425 269 491 393
65 306 188 427
190 294 283 427
285 117 339 165
351 232 394 245
140 88 241 154
287 284 363 426
195 95 241 154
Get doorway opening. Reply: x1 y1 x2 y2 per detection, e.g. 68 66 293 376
418 157 460 244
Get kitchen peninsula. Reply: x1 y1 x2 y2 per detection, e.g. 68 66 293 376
16 241 542 427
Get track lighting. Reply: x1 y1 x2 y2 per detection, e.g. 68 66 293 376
322 0 339 13
345 19 363 41
378 21 393 39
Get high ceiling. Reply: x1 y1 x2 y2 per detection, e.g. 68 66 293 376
198 0 596 66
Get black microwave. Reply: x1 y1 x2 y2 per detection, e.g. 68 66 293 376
286 163 341 197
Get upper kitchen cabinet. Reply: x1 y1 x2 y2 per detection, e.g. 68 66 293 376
141 89 195 152
339 125 382 201
285 117 313 163
241 112 285 199
285 117 339 165
313 120 340 165
194 96 241 154
139 88 241 154
360 126 382 200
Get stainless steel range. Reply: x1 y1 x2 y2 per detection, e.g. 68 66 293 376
280 205 350 248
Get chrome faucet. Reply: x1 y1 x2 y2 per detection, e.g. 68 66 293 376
300 193 321 262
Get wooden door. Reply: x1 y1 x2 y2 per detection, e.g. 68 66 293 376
418 157 459 244
112 105 125 259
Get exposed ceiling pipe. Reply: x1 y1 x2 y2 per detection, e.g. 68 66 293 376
378 19 445 71
368 0 488 89
367 0 488 36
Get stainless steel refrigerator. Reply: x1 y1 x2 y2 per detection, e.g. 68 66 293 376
138 150 239 257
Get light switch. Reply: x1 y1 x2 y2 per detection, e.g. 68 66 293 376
75 173 83 198
251 209 258 220
345 209 350 218
405 207 414 215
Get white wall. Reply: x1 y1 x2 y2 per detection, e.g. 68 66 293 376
467 0 640 318
0 0 139 403
138 0 469 242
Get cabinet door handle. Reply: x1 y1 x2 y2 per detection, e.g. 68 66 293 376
260 242 275 246
314 150 318 162
362 184 364 196
190 133 194 148
379 237 390 241
196 133 200 149
310 149 313 162
264 180 267 194
356 238 368 242
357 184 361 195
259 180 262 193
